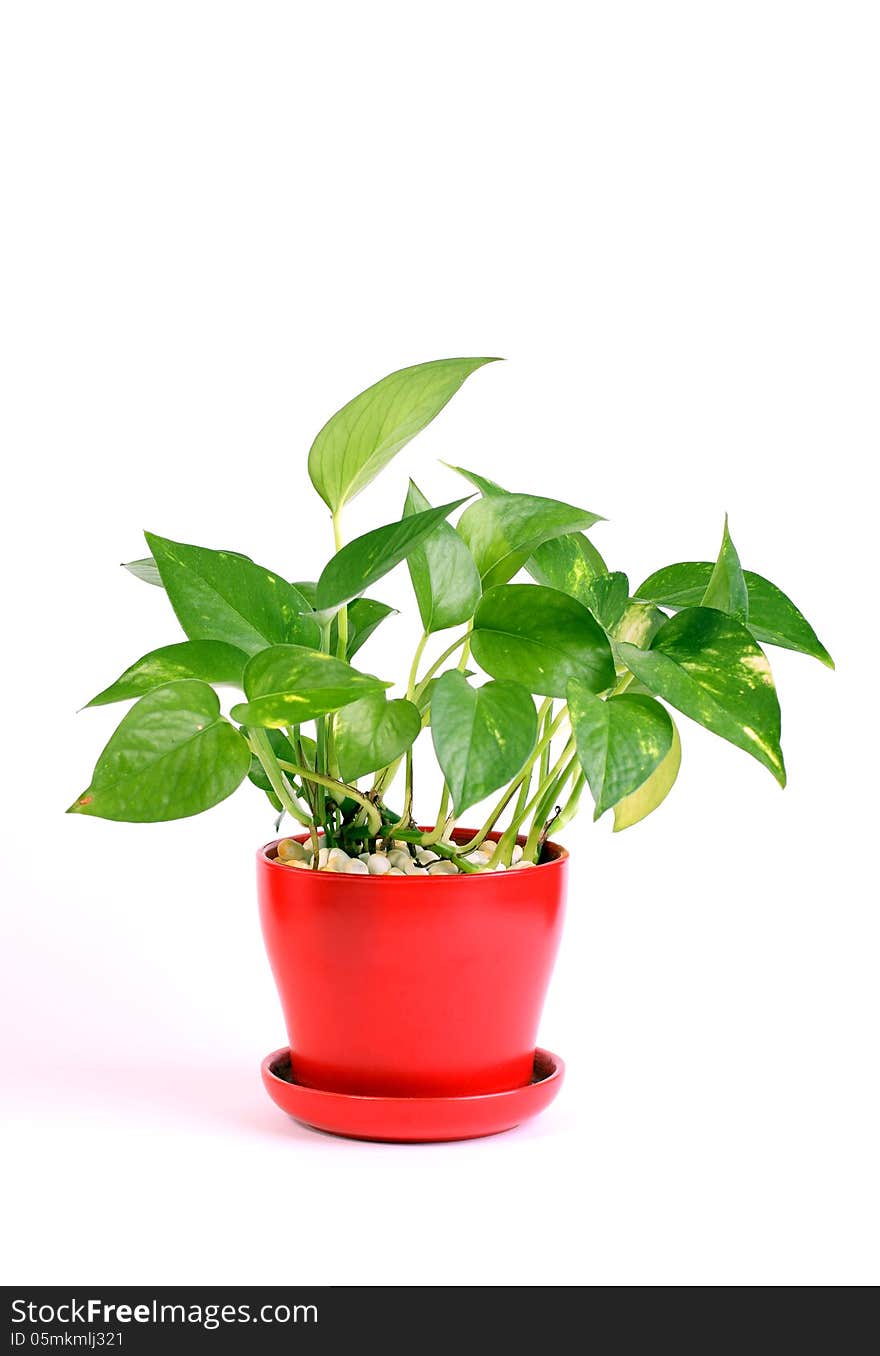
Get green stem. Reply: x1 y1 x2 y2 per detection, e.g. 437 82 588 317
247 729 312 828
522 745 578 861
457 619 473 672
407 631 429 700
549 770 586 837
332 512 348 660
455 699 561 854
276 758 382 836
315 620 333 823
539 700 553 784
412 632 470 703
420 785 450 844
491 765 536 867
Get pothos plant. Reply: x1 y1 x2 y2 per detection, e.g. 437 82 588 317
69 357 833 874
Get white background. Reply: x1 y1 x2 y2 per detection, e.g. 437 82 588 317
1 2 877 1286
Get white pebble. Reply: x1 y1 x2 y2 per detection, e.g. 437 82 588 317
366 853 392 875
344 859 369 874
416 849 440 865
315 848 331 868
277 837 307 862
511 860 534 870
427 860 459 875
327 848 351 872
465 850 491 866
388 849 413 871
511 845 523 863
387 867 405 875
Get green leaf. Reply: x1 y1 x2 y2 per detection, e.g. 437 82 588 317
145 533 319 656
293 585 397 660
314 499 469 616
635 563 833 667
415 670 475 725
701 516 748 622
85 641 247 707
567 680 673 819
612 717 682 831
618 607 786 785
123 556 164 586
342 598 398 658
68 680 250 822
441 462 506 497
123 549 255 589
457 494 605 590
584 572 629 631
471 584 615 698
525 532 609 602
307 357 499 512
335 692 421 782
403 480 481 633
443 464 609 600
230 645 391 728
430 671 538 814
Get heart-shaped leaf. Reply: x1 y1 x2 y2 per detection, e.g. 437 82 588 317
634 563 833 667
443 464 609 600
230 645 391 728
456 493 604 589
415 671 475 725
430 671 538 813
618 607 786 785
472 584 615 697
293 585 397 660
145 533 319 656
68 681 250 822
567 680 674 819
612 717 682 831
85 641 247 707
403 480 481 633
701 516 748 622
335 692 421 782
308 357 499 512
314 499 469 616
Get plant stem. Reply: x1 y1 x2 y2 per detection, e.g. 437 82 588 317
332 511 348 660
315 620 333 824
407 630 429 700
371 630 431 800
412 632 470 702
522 745 578 861
548 770 586 837
276 758 382 836
247 729 312 828
457 619 473 672
420 785 450 843
455 699 561 854
539 700 553 785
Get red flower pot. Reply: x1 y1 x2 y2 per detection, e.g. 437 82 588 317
257 830 568 1102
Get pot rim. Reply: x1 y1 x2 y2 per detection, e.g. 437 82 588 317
258 826 568 880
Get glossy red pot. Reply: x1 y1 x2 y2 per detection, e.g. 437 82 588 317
257 830 567 1099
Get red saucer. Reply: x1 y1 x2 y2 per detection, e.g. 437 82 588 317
261 1047 565 1143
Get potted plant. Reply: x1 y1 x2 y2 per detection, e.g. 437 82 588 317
70 357 833 1142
